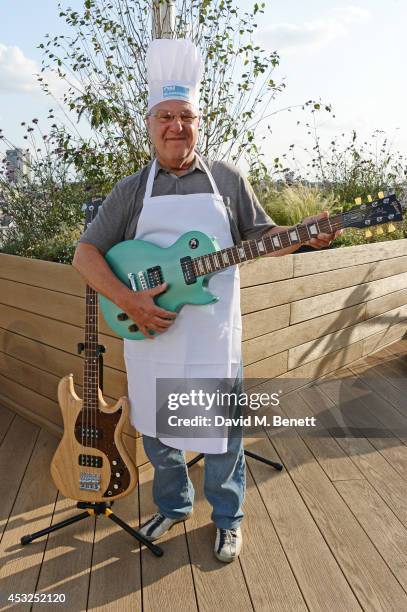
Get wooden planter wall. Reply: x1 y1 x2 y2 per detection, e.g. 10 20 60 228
1 239 407 468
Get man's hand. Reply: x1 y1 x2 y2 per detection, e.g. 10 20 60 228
72 244 177 340
118 282 177 339
302 210 342 249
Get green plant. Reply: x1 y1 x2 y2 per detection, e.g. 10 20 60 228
0 124 90 263
37 0 285 185
259 183 338 226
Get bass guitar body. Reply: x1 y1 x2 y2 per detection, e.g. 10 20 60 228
51 375 137 502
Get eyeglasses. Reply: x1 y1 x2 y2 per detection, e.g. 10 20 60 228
148 110 199 124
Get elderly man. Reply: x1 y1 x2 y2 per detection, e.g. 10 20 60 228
73 39 337 562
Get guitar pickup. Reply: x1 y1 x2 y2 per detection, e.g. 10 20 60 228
79 454 103 468
180 257 197 285
146 266 164 288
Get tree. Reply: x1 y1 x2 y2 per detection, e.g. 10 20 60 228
38 0 283 190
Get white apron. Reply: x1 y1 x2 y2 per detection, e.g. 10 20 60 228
124 155 242 453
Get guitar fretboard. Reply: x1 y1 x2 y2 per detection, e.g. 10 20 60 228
83 281 100 411
191 214 343 276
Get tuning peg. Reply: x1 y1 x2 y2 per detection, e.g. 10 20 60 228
378 191 385 199
387 223 396 233
367 194 373 202
365 229 373 238
355 197 362 205
375 226 384 236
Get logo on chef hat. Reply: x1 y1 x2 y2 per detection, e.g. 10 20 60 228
162 85 190 100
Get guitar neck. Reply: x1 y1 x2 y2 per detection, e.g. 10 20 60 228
191 212 343 277
83 285 100 410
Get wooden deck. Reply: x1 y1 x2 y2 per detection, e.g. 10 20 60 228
1 338 407 611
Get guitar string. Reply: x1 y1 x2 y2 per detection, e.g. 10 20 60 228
190 204 393 276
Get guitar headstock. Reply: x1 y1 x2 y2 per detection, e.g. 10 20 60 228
82 196 105 231
342 192 403 232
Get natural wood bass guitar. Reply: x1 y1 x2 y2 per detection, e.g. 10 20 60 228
51 197 137 502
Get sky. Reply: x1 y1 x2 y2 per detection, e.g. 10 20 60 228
0 0 406 174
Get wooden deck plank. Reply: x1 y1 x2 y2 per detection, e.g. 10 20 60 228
242 258 407 316
0 351 116 408
243 302 366 366
32 494 94 611
138 465 198 612
0 253 84 296
328 370 407 481
290 272 407 324
0 405 15 445
240 464 307 611
184 462 253 612
365 287 407 318
349 358 407 422
0 429 58 609
0 329 127 401
265 407 407 611
362 320 407 356
335 479 407 594
276 340 364 393
288 304 407 368
246 435 361 611
87 489 142 612
281 390 363 481
383 338 407 357
0 303 125 371
0 416 39 539
243 351 288 379
240 255 293 287
293 240 407 277
301 384 407 527
242 304 290 342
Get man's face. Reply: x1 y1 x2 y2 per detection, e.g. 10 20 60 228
146 99 200 167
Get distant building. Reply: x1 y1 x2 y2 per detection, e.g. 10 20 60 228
5 148 31 183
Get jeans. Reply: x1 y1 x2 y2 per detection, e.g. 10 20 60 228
142 367 246 529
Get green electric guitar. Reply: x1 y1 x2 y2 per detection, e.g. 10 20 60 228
99 193 403 340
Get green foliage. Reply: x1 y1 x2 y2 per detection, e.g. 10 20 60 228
0 126 91 263
256 182 338 226
37 0 283 185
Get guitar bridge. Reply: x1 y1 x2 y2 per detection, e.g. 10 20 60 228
79 472 101 491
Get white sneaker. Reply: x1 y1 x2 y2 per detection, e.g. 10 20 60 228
138 511 192 542
214 527 242 562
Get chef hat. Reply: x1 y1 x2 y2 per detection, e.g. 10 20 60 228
146 38 204 112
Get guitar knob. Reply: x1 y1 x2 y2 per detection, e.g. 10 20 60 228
128 324 139 332
117 312 128 321
113 483 121 489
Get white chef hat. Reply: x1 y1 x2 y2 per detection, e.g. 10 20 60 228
146 38 204 112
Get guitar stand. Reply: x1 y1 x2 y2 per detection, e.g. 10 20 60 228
20 342 163 556
20 501 163 556
187 451 283 471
